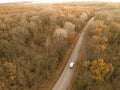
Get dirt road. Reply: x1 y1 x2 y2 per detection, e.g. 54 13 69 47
52 17 94 90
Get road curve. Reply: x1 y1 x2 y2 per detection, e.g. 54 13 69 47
52 17 94 90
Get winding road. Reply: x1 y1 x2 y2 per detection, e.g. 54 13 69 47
52 17 94 90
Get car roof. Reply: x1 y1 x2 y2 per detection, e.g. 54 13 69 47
70 62 74 65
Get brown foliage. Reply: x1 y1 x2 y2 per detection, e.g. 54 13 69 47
0 3 94 90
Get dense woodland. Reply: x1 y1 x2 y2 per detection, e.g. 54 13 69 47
70 2 120 90
0 3 94 90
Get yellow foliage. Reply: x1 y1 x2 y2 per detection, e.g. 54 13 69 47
90 59 113 80
3 61 17 75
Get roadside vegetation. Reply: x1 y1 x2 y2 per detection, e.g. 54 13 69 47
70 2 120 90
0 3 94 90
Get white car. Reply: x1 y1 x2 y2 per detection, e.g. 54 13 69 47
69 62 74 69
